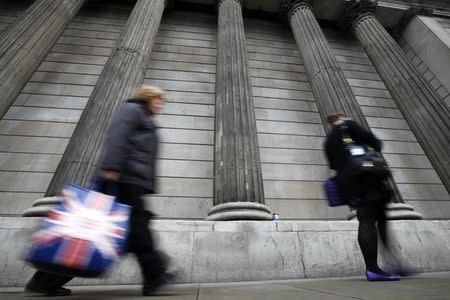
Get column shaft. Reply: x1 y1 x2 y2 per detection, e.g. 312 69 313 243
283 1 412 213
45 0 166 196
208 0 271 220
353 14 450 192
0 0 85 119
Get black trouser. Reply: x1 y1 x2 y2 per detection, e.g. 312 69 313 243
26 182 166 291
356 199 389 272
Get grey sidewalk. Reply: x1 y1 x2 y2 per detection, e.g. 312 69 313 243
1 272 449 300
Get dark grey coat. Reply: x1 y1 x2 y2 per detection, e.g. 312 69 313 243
99 100 158 192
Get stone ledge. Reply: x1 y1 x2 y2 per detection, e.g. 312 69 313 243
0 218 448 287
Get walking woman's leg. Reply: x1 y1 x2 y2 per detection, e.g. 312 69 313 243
25 271 73 295
356 204 380 272
118 183 168 292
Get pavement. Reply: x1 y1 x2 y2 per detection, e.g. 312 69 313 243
1 272 449 300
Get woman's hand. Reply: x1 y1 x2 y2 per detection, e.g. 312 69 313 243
101 169 120 181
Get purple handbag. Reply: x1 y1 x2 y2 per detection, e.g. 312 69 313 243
324 177 346 207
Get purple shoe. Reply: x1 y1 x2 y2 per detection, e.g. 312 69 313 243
366 270 400 281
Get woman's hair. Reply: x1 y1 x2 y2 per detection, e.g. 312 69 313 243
134 85 166 103
326 112 347 125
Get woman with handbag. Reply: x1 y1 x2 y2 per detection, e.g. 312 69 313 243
324 112 400 281
25 85 174 296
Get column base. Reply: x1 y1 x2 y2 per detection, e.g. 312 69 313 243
206 202 272 221
347 203 423 220
22 196 61 217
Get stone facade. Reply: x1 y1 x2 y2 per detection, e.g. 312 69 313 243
0 0 449 286
0 0 449 219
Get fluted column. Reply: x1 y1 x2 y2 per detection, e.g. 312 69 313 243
207 0 272 220
282 0 421 220
23 0 167 217
0 0 86 119
340 0 450 193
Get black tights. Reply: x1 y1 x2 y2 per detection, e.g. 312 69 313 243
356 201 389 272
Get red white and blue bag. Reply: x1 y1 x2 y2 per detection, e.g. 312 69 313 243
24 184 130 277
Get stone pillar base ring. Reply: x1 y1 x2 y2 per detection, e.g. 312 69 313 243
347 203 423 220
206 202 272 221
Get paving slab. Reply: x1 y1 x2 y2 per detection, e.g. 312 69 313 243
0 272 449 300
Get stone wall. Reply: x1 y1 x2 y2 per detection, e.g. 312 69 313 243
244 18 349 220
0 3 132 215
323 27 450 219
0 1 33 35
143 11 216 219
401 16 450 107
1 218 449 286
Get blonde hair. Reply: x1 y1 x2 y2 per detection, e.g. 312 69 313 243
134 85 166 103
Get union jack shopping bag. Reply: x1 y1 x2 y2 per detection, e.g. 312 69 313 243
24 184 130 277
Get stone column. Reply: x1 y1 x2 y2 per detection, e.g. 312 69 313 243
281 0 422 219
23 0 167 217
207 0 272 220
340 0 450 193
0 0 86 119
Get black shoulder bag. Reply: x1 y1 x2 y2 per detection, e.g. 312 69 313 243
340 125 391 179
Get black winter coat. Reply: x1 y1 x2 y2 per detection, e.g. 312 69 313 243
324 119 389 205
99 100 158 192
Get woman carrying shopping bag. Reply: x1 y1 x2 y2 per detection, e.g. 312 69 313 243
26 85 174 296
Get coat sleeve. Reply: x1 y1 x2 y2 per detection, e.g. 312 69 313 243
347 120 382 152
324 137 337 170
100 104 140 172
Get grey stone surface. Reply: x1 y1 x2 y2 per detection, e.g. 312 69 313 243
149 60 216 73
159 128 213 144
253 97 316 111
256 120 324 136
38 61 104 75
30 72 99 86
145 196 212 219
258 133 324 150
0 153 61 172
0 193 43 215
0 136 69 154
157 143 213 161
391 168 442 184
351 12 450 193
158 102 214 117
146 69 215 83
263 181 324 200
0 0 86 119
5 106 82 123
52 44 113 56
265 199 350 220
397 183 450 201
383 141 425 155
45 52 109 65
0 120 76 137
156 159 213 178
192 231 250 282
0 172 52 193
23 82 94 97
384 154 433 169
1 218 449 287
212 0 266 217
261 164 328 181
15 93 88 109
156 178 213 198
45 0 169 196
155 115 214 130
260 148 326 165
403 16 450 93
